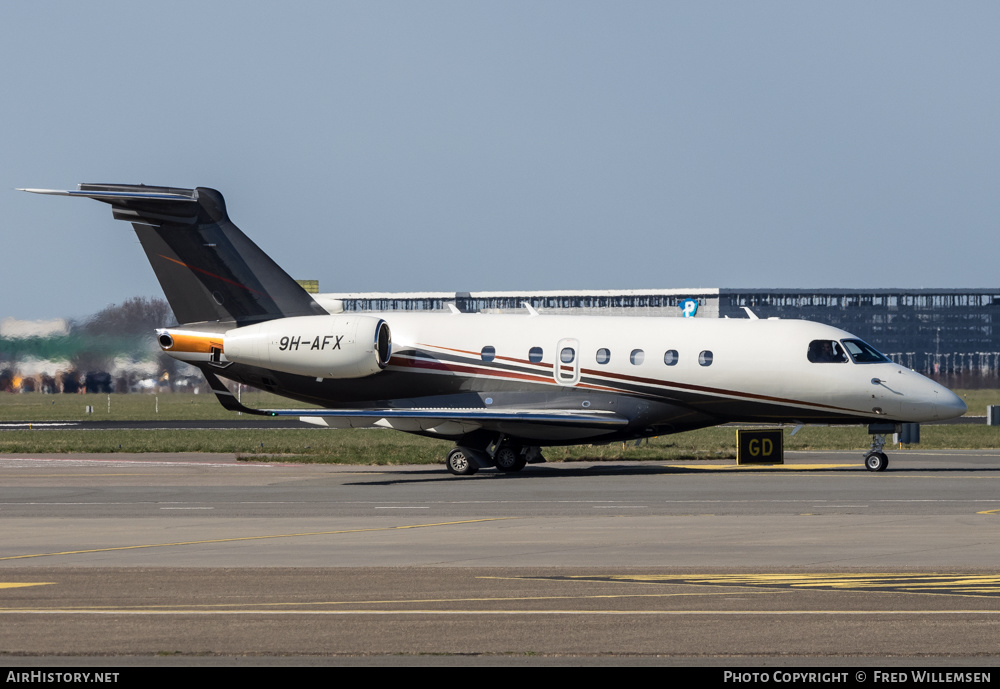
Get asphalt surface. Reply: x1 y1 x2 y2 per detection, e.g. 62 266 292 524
2 451 1000 665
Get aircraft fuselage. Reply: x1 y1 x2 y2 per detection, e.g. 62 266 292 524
160 311 966 445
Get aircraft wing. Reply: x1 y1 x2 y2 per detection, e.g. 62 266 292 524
203 371 627 439
293 408 627 440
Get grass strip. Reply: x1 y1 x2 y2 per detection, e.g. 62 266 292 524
1 425 998 464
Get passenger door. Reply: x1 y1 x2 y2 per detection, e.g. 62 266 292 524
555 338 581 385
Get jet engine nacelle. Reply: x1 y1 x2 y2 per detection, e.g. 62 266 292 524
223 315 391 379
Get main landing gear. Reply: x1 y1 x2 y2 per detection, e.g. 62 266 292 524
445 447 480 476
445 438 541 476
864 433 889 472
493 444 528 473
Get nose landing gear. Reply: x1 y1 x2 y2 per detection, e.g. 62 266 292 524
864 432 889 472
864 450 889 472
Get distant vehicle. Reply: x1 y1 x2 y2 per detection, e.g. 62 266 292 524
23 184 967 474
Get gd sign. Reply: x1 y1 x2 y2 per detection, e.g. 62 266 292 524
737 429 784 465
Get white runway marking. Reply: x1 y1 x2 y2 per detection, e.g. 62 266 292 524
0 457 266 469
0 423 79 428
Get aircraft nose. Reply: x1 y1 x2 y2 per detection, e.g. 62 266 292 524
939 388 968 418
922 383 967 421
898 375 967 422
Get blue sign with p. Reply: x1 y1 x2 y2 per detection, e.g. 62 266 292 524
680 299 698 318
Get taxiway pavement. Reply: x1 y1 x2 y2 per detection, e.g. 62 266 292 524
2 451 1000 663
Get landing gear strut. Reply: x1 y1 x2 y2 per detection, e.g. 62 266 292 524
864 433 889 472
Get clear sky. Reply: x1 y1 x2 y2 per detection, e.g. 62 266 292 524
3 2 998 321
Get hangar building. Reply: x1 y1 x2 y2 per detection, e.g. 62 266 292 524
321 288 1000 385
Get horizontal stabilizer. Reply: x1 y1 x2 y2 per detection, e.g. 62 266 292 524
19 185 196 201
19 185 200 226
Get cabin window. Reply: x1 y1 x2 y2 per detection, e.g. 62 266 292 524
698 350 713 366
807 340 848 363
528 347 543 363
840 338 888 363
630 349 645 365
596 348 611 365
561 347 575 364
481 346 496 362
663 350 678 366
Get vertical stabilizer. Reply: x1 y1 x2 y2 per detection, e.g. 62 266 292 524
22 184 323 326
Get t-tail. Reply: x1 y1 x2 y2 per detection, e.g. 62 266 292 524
20 184 323 326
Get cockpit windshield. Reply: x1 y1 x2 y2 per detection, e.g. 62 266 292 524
840 338 889 363
807 340 848 363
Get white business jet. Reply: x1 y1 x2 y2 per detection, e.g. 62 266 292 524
21 184 967 474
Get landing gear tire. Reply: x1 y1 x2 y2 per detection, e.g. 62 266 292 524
865 452 889 472
446 447 479 476
494 445 527 473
